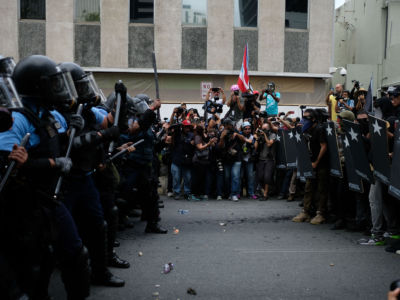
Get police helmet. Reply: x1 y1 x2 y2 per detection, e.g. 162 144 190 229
135 93 152 105
12 55 77 109
59 62 105 106
0 56 16 76
127 96 149 116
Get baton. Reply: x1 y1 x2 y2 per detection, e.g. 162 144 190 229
53 104 83 198
108 81 122 155
0 133 31 194
107 139 144 162
152 51 161 121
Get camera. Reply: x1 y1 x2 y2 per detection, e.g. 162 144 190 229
352 80 360 89
233 90 239 96
209 101 223 114
175 106 184 115
211 87 220 92
299 105 307 110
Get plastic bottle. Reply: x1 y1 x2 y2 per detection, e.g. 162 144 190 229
163 262 174 274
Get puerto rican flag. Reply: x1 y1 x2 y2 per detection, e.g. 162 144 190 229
237 43 249 92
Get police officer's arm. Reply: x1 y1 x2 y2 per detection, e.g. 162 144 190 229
8 144 28 165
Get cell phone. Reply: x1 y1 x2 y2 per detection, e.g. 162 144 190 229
330 88 334 91
212 87 220 92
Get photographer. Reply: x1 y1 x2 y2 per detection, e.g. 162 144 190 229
354 88 368 115
338 90 355 112
167 120 198 201
170 105 185 125
325 84 342 121
254 123 276 201
204 87 226 122
240 121 257 199
191 125 218 200
225 85 245 128
261 82 280 117
243 91 261 120
218 118 245 201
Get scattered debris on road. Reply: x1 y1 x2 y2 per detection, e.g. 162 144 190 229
138 251 143 257
178 209 189 214
173 228 180 234
163 262 174 274
187 288 197 295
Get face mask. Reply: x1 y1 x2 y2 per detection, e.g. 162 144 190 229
300 118 313 133
358 119 369 135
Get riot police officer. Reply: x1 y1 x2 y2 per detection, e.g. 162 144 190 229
119 93 167 233
58 63 125 287
0 55 91 299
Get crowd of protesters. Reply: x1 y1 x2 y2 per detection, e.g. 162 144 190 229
158 81 400 255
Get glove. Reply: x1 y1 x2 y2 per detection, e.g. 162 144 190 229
114 82 127 104
69 114 85 131
99 126 120 141
55 157 73 173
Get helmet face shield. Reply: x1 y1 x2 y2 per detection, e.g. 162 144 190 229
75 72 102 106
47 69 78 110
133 98 149 114
0 57 16 76
0 75 23 109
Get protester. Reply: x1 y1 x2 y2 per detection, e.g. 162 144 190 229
261 82 280 117
326 84 342 121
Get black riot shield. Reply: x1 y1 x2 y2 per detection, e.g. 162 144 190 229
368 115 391 185
340 134 364 193
389 121 400 200
283 129 297 169
275 129 287 169
342 120 374 183
325 121 343 178
294 127 314 179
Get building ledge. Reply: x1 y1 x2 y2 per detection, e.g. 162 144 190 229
84 67 332 79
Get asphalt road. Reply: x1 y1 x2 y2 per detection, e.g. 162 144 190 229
50 196 399 300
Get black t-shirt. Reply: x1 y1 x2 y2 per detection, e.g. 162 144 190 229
222 133 243 162
243 100 261 120
376 96 395 119
308 124 329 167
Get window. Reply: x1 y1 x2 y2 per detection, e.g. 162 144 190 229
234 0 258 28
182 0 207 26
75 0 100 22
20 0 45 20
285 0 308 29
130 0 154 23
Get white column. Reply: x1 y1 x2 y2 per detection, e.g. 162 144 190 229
0 0 19 59
101 0 129 68
308 0 334 73
207 0 234 70
46 0 74 62
258 0 285 72
154 0 181 69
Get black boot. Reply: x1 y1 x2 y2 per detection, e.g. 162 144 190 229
145 222 168 234
86 221 125 287
59 246 91 300
108 251 130 269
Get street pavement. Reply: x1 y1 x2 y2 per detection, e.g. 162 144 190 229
50 196 399 300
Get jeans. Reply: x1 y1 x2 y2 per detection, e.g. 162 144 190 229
242 161 255 196
206 166 224 197
369 180 399 236
171 163 192 195
280 169 293 196
224 161 242 196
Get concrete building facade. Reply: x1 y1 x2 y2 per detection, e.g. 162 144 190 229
0 0 335 105
333 0 400 94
